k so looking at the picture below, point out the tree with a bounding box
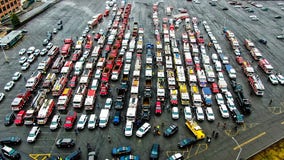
[10,13,21,28]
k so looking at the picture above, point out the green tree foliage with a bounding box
[10,13,21,28]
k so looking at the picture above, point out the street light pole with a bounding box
[232,137,242,160]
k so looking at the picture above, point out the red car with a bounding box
[100,82,109,96]
[64,111,77,130]
[69,75,78,88]
[236,56,244,65]
[72,53,80,62]
[104,10,110,17]
[105,44,111,52]
[94,33,101,41]
[195,63,201,71]
[155,101,162,115]
[14,110,26,126]
[211,83,220,94]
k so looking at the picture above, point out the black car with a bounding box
[56,138,75,148]
[57,20,62,25]
[65,149,81,160]
[114,99,124,110]
[0,136,21,145]
[4,112,15,126]
[150,143,160,160]
[163,124,178,137]
[259,39,267,45]
[57,24,63,30]
[47,32,53,41]
[178,138,196,148]
[222,7,228,10]
[1,145,21,160]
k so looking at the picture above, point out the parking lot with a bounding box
[0,0,284,159]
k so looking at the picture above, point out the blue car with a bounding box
[120,155,140,160]
[112,146,131,156]
[113,111,121,125]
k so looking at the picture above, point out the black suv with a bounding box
[163,124,178,137]
[150,143,160,160]
[4,112,15,126]
[56,138,75,148]
[65,149,81,160]
[231,109,244,124]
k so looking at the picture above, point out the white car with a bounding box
[234,49,241,56]
[40,48,48,56]
[27,54,36,63]
[217,72,225,80]
[136,122,151,138]
[4,81,15,91]
[196,107,204,121]
[12,72,21,81]
[215,93,225,105]
[124,121,133,137]
[104,98,112,109]
[249,15,259,21]
[34,49,40,56]
[46,43,53,50]
[276,34,284,39]
[168,153,183,160]
[227,100,237,112]
[53,28,58,34]
[50,114,61,131]
[171,107,179,120]
[19,48,26,55]
[19,56,27,64]
[269,74,279,85]
[184,106,192,120]
[21,62,30,71]
[276,74,284,84]
[88,114,97,129]
[27,46,35,55]
[194,57,200,64]
[219,104,230,118]
[94,69,102,79]
[77,114,88,130]
[82,51,90,59]
[0,92,5,102]
[27,126,41,143]
[224,91,234,102]
[205,107,215,121]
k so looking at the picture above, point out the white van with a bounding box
[99,109,110,128]
[215,61,222,72]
